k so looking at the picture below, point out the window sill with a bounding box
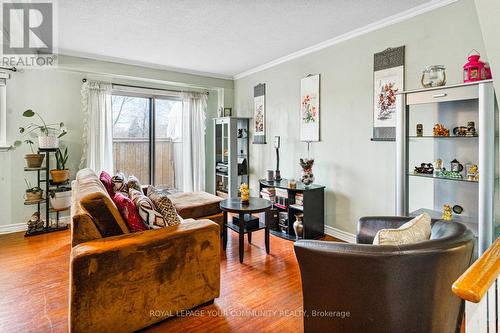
[0,145,11,152]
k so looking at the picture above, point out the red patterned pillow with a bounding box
[112,192,147,232]
[99,171,114,196]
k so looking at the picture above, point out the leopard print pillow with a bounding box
[146,186,181,226]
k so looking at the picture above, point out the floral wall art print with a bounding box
[372,46,405,141]
[300,74,320,141]
[253,83,266,144]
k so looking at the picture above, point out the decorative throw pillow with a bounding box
[129,188,166,228]
[112,172,128,194]
[99,171,114,196]
[127,175,142,192]
[373,213,432,245]
[146,185,181,226]
[112,192,148,232]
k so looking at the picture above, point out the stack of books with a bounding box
[274,188,289,209]
[260,187,276,203]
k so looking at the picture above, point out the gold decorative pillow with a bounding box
[373,213,431,245]
[146,186,181,226]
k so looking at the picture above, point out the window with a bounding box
[112,92,183,190]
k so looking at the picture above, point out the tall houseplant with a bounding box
[14,109,67,149]
[50,147,70,183]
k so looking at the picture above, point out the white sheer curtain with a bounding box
[181,92,207,192]
[79,80,114,174]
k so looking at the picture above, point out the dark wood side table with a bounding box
[220,197,272,263]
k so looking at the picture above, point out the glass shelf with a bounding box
[408,173,478,183]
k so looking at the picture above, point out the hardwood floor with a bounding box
[0,230,339,333]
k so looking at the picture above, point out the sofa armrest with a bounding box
[70,219,220,333]
[356,216,413,244]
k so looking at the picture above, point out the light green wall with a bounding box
[234,0,487,235]
[0,56,233,228]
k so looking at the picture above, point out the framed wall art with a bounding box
[372,46,405,141]
[300,74,320,142]
[253,83,266,144]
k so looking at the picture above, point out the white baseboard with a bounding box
[0,217,70,235]
[0,223,26,234]
[324,225,356,243]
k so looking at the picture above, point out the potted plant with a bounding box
[23,139,45,168]
[49,186,72,210]
[14,109,67,149]
[24,179,43,202]
[50,147,69,183]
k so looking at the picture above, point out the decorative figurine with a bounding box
[299,158,315,186]
[434,159,444,177]
[466,164,479,181]
[293,213,304,239]
[433,123,449,137]
[441,169,463,180]
[416,124,423,137]
[414,163,434,174]
[466,121,477,137]
[27,212,44,232]
[450,159,464,173]
[240,183,249,204]
[453,126,468,136]
[442,204,453,221]
[288,179,297,189]
[237,128,247,138]
[452,205,463,215]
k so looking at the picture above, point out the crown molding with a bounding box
[57,49,234,81]
[233,0,457,80]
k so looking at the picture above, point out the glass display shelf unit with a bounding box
[214,117,250,198]
[396,80,497,254]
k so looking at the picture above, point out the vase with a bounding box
[293,213,304,239]
[38,135,59,149]
[49,189,72,210]
[301,169,314,186]
[299,158,315,186]
[50,169,70,183]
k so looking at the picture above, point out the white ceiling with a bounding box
[58,0,448,79]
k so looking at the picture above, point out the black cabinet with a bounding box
[259,179,324,241]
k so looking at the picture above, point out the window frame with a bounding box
[111,89,182,186]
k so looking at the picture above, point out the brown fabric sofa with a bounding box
[69,169,221,333]
[294,217,475,333]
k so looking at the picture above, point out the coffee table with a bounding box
[220,197,272,263]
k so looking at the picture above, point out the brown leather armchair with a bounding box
[294,217,475,333]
